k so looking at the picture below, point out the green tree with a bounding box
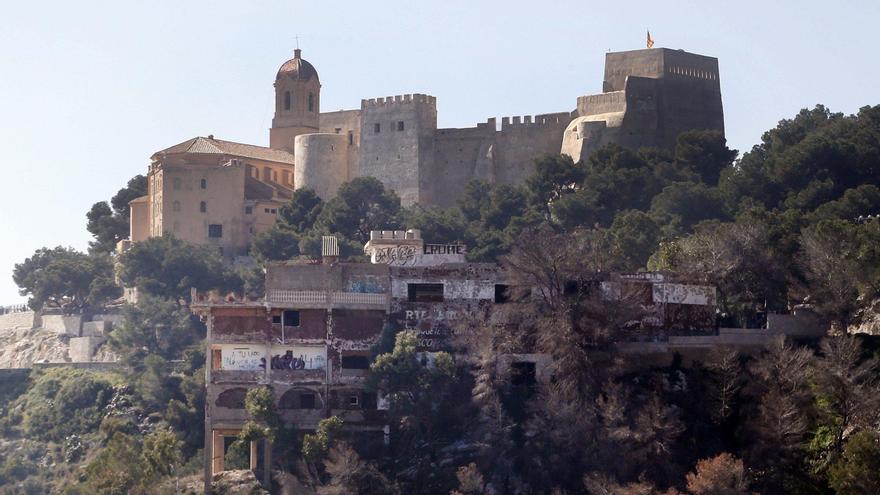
[607,210,661,271]
[398,204,466,245]
[109,294,202,364]
[828,430,880,495]
[526,154,586,220]
[81,432,142,495]
[303,416,344,464]
[315,177,402,245]
[250,225,300,263]
[13,247,120,313]
[278,188,324,232]
[86,174,147,253]
[141,430,182,481]
[650,182,729,235]
[674,130,737,186]
[116,233,241,302]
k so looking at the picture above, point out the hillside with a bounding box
[0,312,116,368]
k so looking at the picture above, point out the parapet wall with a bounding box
[499,112,571,130]
[361,93,436,109]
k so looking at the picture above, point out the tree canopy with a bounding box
[12,246,120,313]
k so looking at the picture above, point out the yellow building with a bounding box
[128,136,296,255]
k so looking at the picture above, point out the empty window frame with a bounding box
[200,201,207,213]
[494,284,511,303]
[308,93,314,112]
[340,355,370,370]
[407,283,444,302]
[397,121,405,131]
[282,310,300,327]
[200,178,207,189]
[374,123,381,133]
[510,361,537,387]
[208,224,223,238]
[284,91,291,110]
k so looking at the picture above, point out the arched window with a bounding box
[215,388,248,409]
[284,91,291,111]
[200,201,206,213]
[308,93,314,112]
[200,178,207,189]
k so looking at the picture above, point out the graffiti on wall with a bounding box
[347,279,384,294]
[403,308,462,349]
[221,347,264,371]
[371,244,467,267]
[270,347,326,370]
[373,245,418,266]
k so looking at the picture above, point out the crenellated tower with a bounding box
[270,49,321,153]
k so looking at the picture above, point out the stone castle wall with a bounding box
[357,94,437,205]
[297,48,724,206]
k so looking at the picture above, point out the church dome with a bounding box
[276,49,319,82]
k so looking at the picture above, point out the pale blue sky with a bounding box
[1,0,877,303]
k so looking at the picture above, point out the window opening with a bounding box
[407,283,444,302]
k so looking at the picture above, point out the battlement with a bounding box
[361,93,436,109]
[498,112,570,130]
[369,229,421,241]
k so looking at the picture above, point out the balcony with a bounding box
[211,370,265,384]
[267,290,387,310]
[270,368,326,384]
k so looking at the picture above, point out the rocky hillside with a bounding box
[0,311,116,368]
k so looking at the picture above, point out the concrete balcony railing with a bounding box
[267,290,387,309]
[268,290,327,305]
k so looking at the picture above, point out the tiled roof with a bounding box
[152,136,295,165]
[245,176,293,202]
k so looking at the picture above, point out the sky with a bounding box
[0,0,878,304]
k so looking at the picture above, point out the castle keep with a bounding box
[128,47,724,254]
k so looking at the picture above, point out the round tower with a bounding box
[269,48,321,152]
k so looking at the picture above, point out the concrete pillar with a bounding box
[263,439,272,486]
[211,431,225,475]
[249,440,258,471]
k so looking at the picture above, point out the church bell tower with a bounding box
[270,49,321,152]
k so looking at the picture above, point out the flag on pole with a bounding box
[647,30,655,49]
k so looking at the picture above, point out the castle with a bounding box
[126,47,724,255]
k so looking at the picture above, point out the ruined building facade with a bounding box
[125,47,724,254]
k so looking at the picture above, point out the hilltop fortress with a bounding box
[129,47,723,255]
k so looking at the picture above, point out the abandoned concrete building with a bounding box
[122,46,724,255]
[192,229,758,491]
